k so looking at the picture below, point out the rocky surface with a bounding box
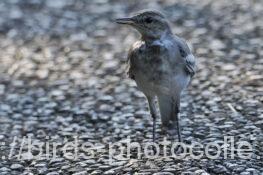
[0,0,262,174]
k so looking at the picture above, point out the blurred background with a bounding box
[0,0,262,174]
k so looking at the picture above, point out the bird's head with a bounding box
[116,10,172,40]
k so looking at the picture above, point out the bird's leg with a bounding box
[168,118,181,142]
[146,96,157,142]
[174,112,181,143]
[152,114,156,142]
[168,97,184,154]
[169,112,184,154]
[173,97,182,142]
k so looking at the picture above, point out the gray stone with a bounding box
[10,164,24,170]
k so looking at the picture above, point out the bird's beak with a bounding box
[115,17,134,25]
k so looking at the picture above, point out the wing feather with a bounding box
[127,48,135,80]
[185,54,196,77]
[175,36,196,77]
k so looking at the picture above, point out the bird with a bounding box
[116,10,196,142]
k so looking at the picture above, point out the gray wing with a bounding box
[174,36,196,77]
[126,47,137,80]
[126,41,145,80]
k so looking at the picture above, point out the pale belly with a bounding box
[134,71,157,96]
[133,66,190,96]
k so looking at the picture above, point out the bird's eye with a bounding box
[145,17,153,24]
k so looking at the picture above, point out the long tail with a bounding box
[157,94,180,126]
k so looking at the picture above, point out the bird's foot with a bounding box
[173,144,184,154]
[147,144,158,155]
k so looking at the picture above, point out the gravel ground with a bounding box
[0,0,262,174]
